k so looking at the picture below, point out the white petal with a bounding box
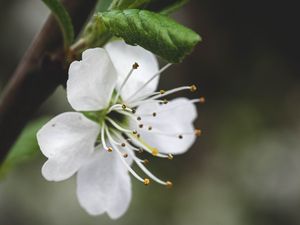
[77,150,131,219]
[133,98,197,154]
[105,40,159,100]
[67,48,118,111]
[37,112,100,181]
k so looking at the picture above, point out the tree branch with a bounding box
[0,0,97,162]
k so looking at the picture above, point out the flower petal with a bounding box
[105,40,159,101]
[37,112,100,181]
[133,98,197,154]
[67,48,118,111]
[77,150,131,219]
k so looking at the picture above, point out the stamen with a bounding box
[148,86,193,101]
[105,128,146,183]
[126,63,172,102]
[190,97,206,104]
[106,117,133,134]
[144,178,151,185]
[113,63,139,104]
[101,123,111,152]
[195,129,202,136]
[168,154,174,160]
[166,181,173,188]
[190,84,197,92]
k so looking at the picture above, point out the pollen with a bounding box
[190,85,197,92]
[166,181,173,188]
[199,96,205,104]
[122,104,127,110]
[152,148,159,156]
[163,99,168,104]
[144,178,150,185]
[138,148,144,153]
[132,62,139,69]
[132,130,138,135]
[143,159,149,164]
[195,129,202,136]
[160,89,165,94]
[107,147,113,152]
[168,154,174,160]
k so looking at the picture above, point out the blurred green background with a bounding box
[1,1,300,225]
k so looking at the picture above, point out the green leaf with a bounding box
[0,117,49,177]
[109,0,150,9]
[42,0,74,48]
[95,0,113,12]
[99,9,201,62]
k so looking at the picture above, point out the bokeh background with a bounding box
[1,1,300,225]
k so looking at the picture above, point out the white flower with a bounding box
[37,40,203,219]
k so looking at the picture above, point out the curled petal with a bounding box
[37,112,100,181]
[67,48,118,111]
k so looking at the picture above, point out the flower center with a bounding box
[83,62,205,188]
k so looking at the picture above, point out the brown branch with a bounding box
[0,0,97,162]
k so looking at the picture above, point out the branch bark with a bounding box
[0,0,97,162]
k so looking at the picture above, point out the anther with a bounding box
[122,104,127,110]
[137,134,140,138]
[121,143,126,147]
[148,126,152,131]
[139,124,144,128]
[132,62,139,69]
[137,116,141,121]
[166,181,173,188]
[132,130,138,135]
[152,112,157,117]
[138,148,144,153]
[190,85,197,92]
[132,109,136,114]
[195,129,202,136]
[123,153,128,158]
[152,148,158,156]
[143,159,149,164]
[178,135,183,139]
[144,178,150,185]
[163,99,168,104]
[160,89,165,94]
[168,154,174,160]
[107,147,113,152]
[199,96,205,104]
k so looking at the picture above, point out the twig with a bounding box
[0,0,97,162]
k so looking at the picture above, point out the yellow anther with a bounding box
[199,96,205,104]
[143,159,149,164]
[195,129,202,136]
[166,181,173,188]
[163,99,168,104]
[139,124,144,128]
[123,153,128,158]
[122,104,127,110]
[190,85,197,92]
[178,135,183,139]
[160,89,165,94]
[132,130,138,135]
[148,126,152,131]
[152,148,159,156]
[121,143,126,147]
[132,62,139,69]
[168,154,174,160]
[107,147,113,152]
[152,112,157,117]
[144,178,150,185]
